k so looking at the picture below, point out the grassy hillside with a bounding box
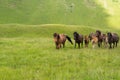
[0,0,120,79]
[0,0,120,28]
[0,24,120,80]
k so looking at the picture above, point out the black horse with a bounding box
[73,32,83,48]
[107,32,119,49]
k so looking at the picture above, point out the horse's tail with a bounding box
[66,35,73,44]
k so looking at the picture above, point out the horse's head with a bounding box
[53,33,60,40]
[107,32,112,38]
[96,30,101,37]
[73,32,79,40]
[89,32,96,40]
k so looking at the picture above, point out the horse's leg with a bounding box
[104,41,107,48]
[84,41,86,47]
[98,41,100,47]
[74,41,76,48]
[55,43,58,49]
[99,42,101,47]
[104,41,106,48]
[106,42,108,48]
[101,41,102,47]
[109,43,112,49]
[92,43,95,49]
[113,42,115,48]
[87,42,89,47]
[104,41,106,47]
[81,42,83,48]
[63,42,65,48]
[116,42,117,47]
[58,44,61,49]
[78,43,80,48]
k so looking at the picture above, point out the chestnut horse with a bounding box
[73,32,83,48]
[91,35,98,48]
[53,33,73,49]
[89,32,96,41]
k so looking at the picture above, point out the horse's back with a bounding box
[112,33,119,42]
[59,34,66,42]
[79,34,84,41]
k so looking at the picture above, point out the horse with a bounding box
[53,33,73,49]
[107,32,119,49]
[102,34,108,48]
[91,35,98,48]
[84,35,89,47]
[89,32,96,41]
[96,30,103,47]
[73,32,83,48]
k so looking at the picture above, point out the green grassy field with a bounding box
[0,0,120,79]
[0,0,120,28]
[0,24,120,80]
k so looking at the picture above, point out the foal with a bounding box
[53,33,73,49]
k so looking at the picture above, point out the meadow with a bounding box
[0,24,120,80]
[0,0,120,29]
[0,0,120,79]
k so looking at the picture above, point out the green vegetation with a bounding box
[0,0,120,28]
[0,24,120,80]
[0,0,120,79]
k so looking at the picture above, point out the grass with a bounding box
[0,0,120,79]
[1,0,119,28]
[0,24,120,80]
[96,0,120,29]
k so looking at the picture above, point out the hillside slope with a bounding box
[0,24,120,80]
[0,0,120,28]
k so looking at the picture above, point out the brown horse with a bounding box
[91,35,98,48]
[84,35,89,47]
[53,33,73,49]
[102,34,108,48]
[89,32,96,41]
[73,32,83,48]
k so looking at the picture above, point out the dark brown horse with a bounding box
[107,32,119,49]
[73,32,83,48]
[53,33,73,49]
[96,30,103,47]
[84,35,89,47]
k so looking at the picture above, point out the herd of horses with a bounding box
[53,30,119,49]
